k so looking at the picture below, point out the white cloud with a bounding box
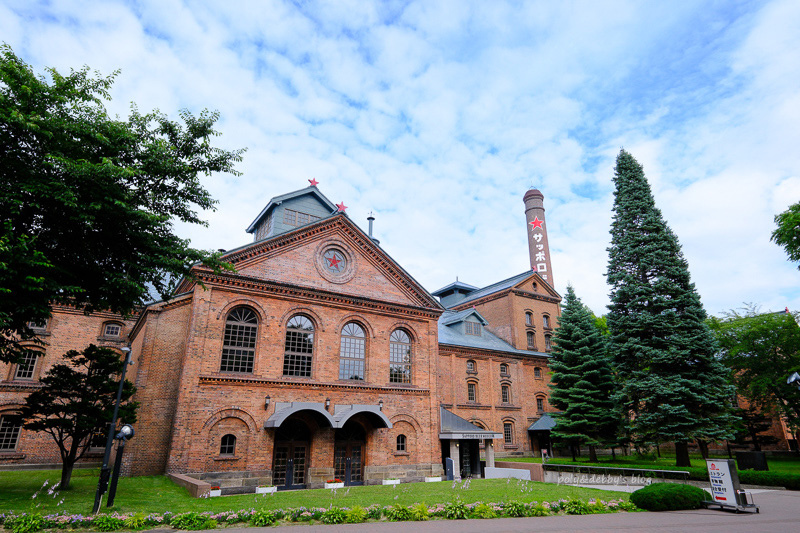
[4,0,800,317]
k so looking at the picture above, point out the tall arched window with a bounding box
[543,315,551,329]
[503,422,514,445]
[283,315,314,377]
[0,414,22,451]
[220,434,236,456]
[396,434,406,452]
[339,322,366,380]
[544,334,552,351]
[525,312,532,326]
[534,367,542,379]
[389,329,412,384]
[14,350,40,380]
[501,384,511,404]
[220,307,258,373]
[467,382,477,402]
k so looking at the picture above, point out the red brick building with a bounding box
[1,185,562,489]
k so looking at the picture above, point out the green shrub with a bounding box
[529,503,549,516]
[9,514,45,533]
[630,483,707,512]
[366,505,383,520]
[345,506,367,524]
[385,505,412,521]
[170,512,218,530]
[122,513,147,530]
[251,509,277,527]
[410,503,429,521]
[503,501,526,517]
[92,515,124,532]
[738,470,800,490]
[320,508,347,525]
[471,503,497,519]
[563,499,593,515]
[443,500,468,520]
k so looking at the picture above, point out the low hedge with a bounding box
[630,483,707,512]
[738,470,800,491]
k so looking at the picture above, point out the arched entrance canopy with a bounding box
[263,402,391,429]
[264,402,336,429]
[333,404,392,429]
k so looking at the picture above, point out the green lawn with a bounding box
[500,453,800,474]
[0,469,629,516]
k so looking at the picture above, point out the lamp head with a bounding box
[116,424,135,440]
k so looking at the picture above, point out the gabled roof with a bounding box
[245,186,338,234]
[440,308,488,326]
[440,407,502,439]
[453,269,559,307]
[438,310,550,357]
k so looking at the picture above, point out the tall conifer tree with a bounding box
[549,285,618,462]
[606,150,734,467]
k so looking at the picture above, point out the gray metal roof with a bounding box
[440,308,488,326]
[440,407,502,439]
[528,413,556,431]
[453,270,536,307]
[438,310,550,358]
[246,186,338,234]
[431,280,479,296]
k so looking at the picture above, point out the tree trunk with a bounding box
[571,444,577,462]
[611,447,616,460]
[675,441,691,467]
[726,440,732,459]
[697,439,709,459]
[589,445,598,463]
[61,459,75,489]
[656,444,661,457]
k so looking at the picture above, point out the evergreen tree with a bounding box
[549,285,618,462]
[606,149,735,467]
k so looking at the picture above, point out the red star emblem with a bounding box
[327,253,342,269]
[336,201,347,212]
[529,216,544,229]
[308,178,319,187]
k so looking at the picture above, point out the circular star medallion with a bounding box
[315,241,357,284]
[323,249,346,273]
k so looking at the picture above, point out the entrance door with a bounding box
[334,420,366,486]
[273,419,311,490]
[459,442,472,478]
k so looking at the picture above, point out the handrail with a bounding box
[543,463,690,476]
[542,463,691,485]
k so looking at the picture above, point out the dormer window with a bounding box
[465,322,481,336]
[103,323,121,337]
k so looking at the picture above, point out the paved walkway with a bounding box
[216,489,797,533]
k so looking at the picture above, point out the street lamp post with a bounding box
[106,424,135,507]
[92,346,133,513]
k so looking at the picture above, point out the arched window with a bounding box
[534,367,542,379]
[284,315,314,377]
[525,312,532,326]
[103,322,121,337]
[499,363,509,375]
[14,350,40,380]
[536,397,545,412]
[501,384,511,404]
[0,414,22,451]
[396,434,406,452]
[544,334,552,351]
[339,322,366,380]
[220,307,258,373]
[220,434,236,456]
[543,315,551,329]
[389,329,412,384]
[527,331,535,350]
[466,360,476,372]
[467,382,477,402]
[503,422,514,445]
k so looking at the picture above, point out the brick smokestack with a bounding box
[523,188,554,287]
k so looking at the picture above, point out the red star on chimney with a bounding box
[529,216,544,229]
[308,178,319,187]
[336,202,347,213]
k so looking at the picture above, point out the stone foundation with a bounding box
[363,462,444,485]
[184,470,273,496]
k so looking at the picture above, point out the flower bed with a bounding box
[0,499,640,531]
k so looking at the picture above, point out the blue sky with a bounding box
[3,0,799,316]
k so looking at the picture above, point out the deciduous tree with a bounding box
[772,202,800,269]
[0,45,243,363]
